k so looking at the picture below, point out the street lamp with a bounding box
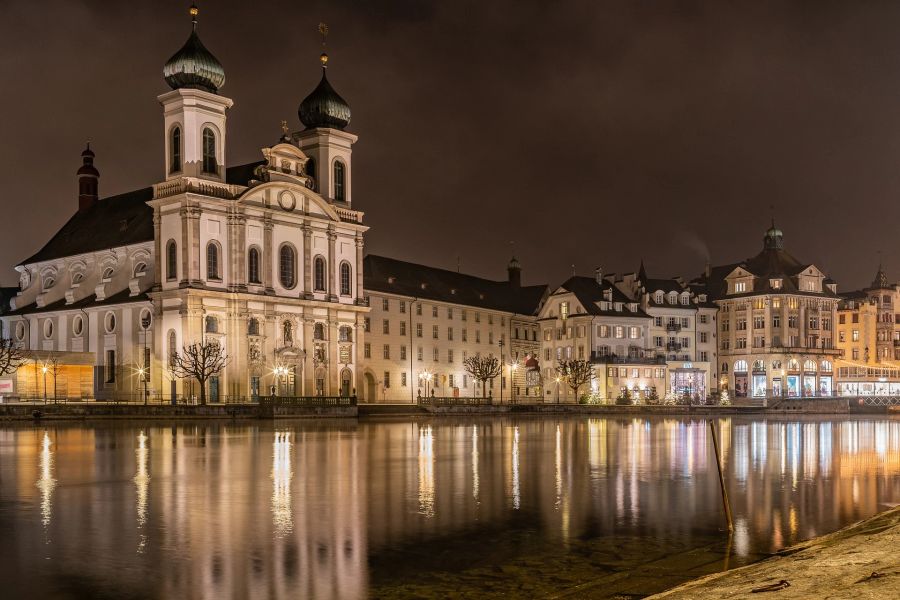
[419,370,433,398]
[498,339,505,404]
[555,376,561,404]
[138,367,148,405]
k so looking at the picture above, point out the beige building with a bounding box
[361,255,548,403]
[693,224,841,399]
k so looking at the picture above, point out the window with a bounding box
[206,243,220,280]
[770,279,782,289]
[629,326,639,339]
[432,325,439,339]
[101,268,114,281]
[339,326,352,342]
[699,314,708,324]
[383,345,390,359]
[248,318,259,335]
[433,347,439,361]
[333,161,346,201]
[279,245,296,288]
[852,330,860,342]
[166,240,177,280]
[614,326,624,338]
[773,314,781,328]
[133,262,147,278]
[788,315,798,328]
[202,127,216,174]
[416,304,422,316]
[248,247,261,284]
[654,336,664,347]
[447,327,453,341]
[314,323,325,340]
[168,330,177,366]
[416,324,423,338]
[560,301,569,320]
[205,316,218,333]
[105,350,116,383]
[753,316,764,329]
[400,301,406,314]
[432,306,438,318]
[400,345,407,360]
[401,372,407,387]
[364,317,371,332]
[305,157,317,189]
[462,328,467,342]
[170,126,182,173]
[734,282,747,293]
[417,346,423,361]
[73,315,83,336]
[383,319,390,334]
[383,371,390,389]
[383,298,390,311]
[700,332,708,343]
[447,307,453,319]
[364,343,371,358]
[400,321,407,336]
[43,319,53,339]
[105,312,117,333]
[340,263,351,296]
[314,256,326,291]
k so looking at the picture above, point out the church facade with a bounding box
[0,8,368,402]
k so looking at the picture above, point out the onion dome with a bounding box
[77,143,99,178]
[763,219,784,250]
[163,5,225,94]
[298,53,351,130]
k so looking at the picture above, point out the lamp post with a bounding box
[419,370,433,398]
[138,367,147,405]
[41,365,48,404]
[555,376,561,404]
[510,362,518,405]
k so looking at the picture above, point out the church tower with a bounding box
[294,25,357,205]
[158,4,232,182]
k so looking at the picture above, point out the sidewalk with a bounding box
[651,505,900,599]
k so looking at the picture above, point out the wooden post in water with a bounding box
[708,419,734,532]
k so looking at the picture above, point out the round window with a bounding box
[73,315,83,336]
[43,320,53,339]
[105,312,117,333]
[15,322,25,341]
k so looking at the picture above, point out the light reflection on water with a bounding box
[0,416,899,599]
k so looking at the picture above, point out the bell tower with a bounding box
[158,4,232,182]
[294,24,357,205]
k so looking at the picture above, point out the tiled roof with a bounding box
[556,276,649,318]
[363,255,548,315]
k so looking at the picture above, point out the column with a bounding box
[263,214,274,294]
[328,314,339,393]
[228,209,247,292]
[187,206,202,285]
[302,316,314,395]
[179,207,190,286]
[302,223,313,299]
[327,227,337,302]
[152,210,162,291]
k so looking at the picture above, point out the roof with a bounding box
[21,187,155,266]
[363,255,548,315]
[20,162,266,267]
[555,276,648,318]
[6,289,150,317]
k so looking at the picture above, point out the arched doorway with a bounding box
[364,372,376,403]
[340,368,352,397]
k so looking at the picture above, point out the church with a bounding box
[0,7,367,402]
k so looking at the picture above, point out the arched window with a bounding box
[72,272,84,284]
[803,359,817,372]
[314,322,325,340]
[333,160,346,202]
[314,256,326,291]
[248,318,259,336]
[752,360,765,372]
[788,359,800,372]
[248,247,261,284]
[133,262,147,278]
[171,126,182,173]
[168,330,177,366]
[101,267,114,281]
[279,245,296,288]
[734,360,748,373]
[340,262,352,296]
[206,242,220,280]
[772,360,782,370]
[166,240,177,281]
[821,360,833,373]
[205,316,218,333]
[283,320,293,344]
[202,127,217,174]
[43,277,55,290]
[306,157,316,190]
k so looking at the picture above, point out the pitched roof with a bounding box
[363,255,548,315]
[555,275,648,318]
[20,187,155,266]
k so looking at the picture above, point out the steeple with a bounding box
[298,23,351,130]
[871,259,889,289]
[638,259,648,282]
[77,143,99,212]
[507,256,521,288]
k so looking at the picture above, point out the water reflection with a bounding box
[271,430,293,535]
[0,417,898,599]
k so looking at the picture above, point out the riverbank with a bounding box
[650,505,900,599]
[0,401,357,420]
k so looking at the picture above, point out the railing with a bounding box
[666,342,682,351]
[153,177,244,200]
[259,395,357,407]
[591,352,667,365]
[665,323,682,333]
[335,206,364,224]
[417,396,494,407]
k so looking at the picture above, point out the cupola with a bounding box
[298,52,351,130]
[508,256,522,287]
[163,5,226,94]
[763,220,784,250]
[77,143,99,212]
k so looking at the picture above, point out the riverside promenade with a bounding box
[651,505,900,599]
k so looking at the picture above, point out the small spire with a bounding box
[319,22,329,68]
[638,258,647,282]
[190,3,199,30]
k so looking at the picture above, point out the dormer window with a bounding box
[101,268,114,282]
[734,282,747,293]
[805,280,817,292]
[770,279,782,289]
[655,292,663,303]
[560,301,569,320]
[72,272,84,284]
[43,277,55,290]
[681,294,690,306]
[133,262,147,278]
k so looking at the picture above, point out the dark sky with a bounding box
[1,0,898,291]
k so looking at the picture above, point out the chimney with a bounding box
[77,143,99,211]
[704,260,711,279]
[594,267,602,285]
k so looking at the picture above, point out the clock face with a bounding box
[19,271,30,290]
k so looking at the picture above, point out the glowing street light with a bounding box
[419,370,433,398]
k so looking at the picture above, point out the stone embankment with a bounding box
[651,506,900,599]
[0,402,357,420]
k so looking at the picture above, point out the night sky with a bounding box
[1,0,898,291]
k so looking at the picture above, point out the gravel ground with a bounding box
[650,505,900,599]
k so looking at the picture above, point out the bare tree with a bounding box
[170,341,228,405]
[0,338,28,377]
[556,359,595,403]
[463,354,501,398]
[45,355,61,403]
